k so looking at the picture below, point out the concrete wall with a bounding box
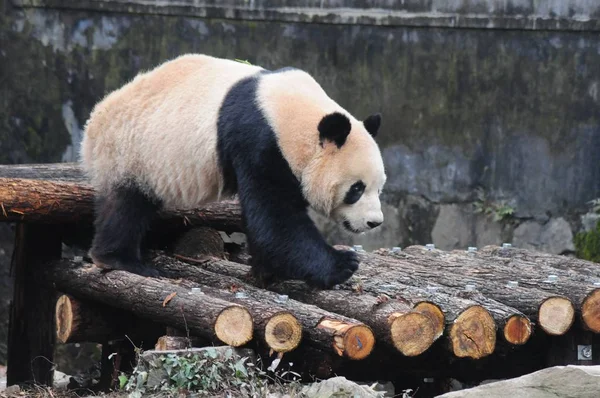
[1,0,600,362]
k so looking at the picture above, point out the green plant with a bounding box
[574,220,600,263]
[120,347,302,397]
[234,58,252,65]
[473,187,515,223]
[587,198,600,214]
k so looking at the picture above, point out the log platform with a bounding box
[2,163,600,389]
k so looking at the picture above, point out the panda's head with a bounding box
[303,112,386,234]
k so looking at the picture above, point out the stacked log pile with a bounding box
[2,163,600,378]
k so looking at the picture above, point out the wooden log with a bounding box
[172,227,226,259]
[154,327,202,351]
[7,223,61,387]
[55,294,164,344]
[0,162,85,181]
[478,244,600,279]
[0,177,243,232]
[162,253,509,358]
[225,246,531,353]
[396,245,594,334]
[56,294,112,344]
[170,278,303,354]
[43,260,254,347]
[476,245,600,333]
[155,336,190,351]
[225,244,530,347]
[372,246,574,336]
[354,266,530,349]
[151,254,374,359]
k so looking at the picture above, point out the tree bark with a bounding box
[475,245,600,333]
[0,162,85,182]
[478,244,600,279]
[161,253,514,358]
[218,244,535,349]
[150,254,375,360]
[218,245,531,346]
[370,246,575,336]
[55,294,164,344]
[43,260,254,347]
[170,278,303,354]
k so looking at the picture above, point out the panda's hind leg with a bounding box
[89,182,162,277]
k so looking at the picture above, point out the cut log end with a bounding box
[155,336,191,351]
[581,288,600,333]
[449,306,496,359]
[55,295,74,344]
[389,312,436,357]
[214,306,253,346]
[264,312,303,353]
[317,319,375,360]
[413,301,445,340]
[503,315,532,345]
[538,297,575,336]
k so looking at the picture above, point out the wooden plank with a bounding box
[7,223,62,386]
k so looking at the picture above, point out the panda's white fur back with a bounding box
[80,54,263,209]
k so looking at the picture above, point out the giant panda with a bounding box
[80,53,386,289]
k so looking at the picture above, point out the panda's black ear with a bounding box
[318,112,352,148]
[363,113,382,138]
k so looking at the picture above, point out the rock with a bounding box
[0,365,6,392]
[220,231,247,246]
[4,384,20,395]
[581,212,600,232]
[447,378,463,391]
[431,204,473,250]
[437,365,600,398]
[367,381,395,397]
[513,218,575,254]
[382,144,474,204]
[301,376,386,397]
[431,204,507,251]
[53,370,73,390]
[475,216,507,248]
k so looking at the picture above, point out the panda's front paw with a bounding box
[333,249,360,274]
[309,249,359,289]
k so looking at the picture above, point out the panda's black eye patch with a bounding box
[344,181,365,205]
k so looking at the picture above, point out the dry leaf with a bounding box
[163,292,177,307]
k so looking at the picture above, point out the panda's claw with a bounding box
[334,249,360,272]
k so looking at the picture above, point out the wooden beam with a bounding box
[0,177,243,232]
[7,223,62,386]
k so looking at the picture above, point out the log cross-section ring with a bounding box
[449,305,496,359]
[316,318,375,360]
[503,315,532,345]
[538,297,576,336]
[214,306,254,347]
[581,288,600,333]
[264,312,303,353]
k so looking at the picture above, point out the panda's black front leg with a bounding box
[238,185,359,289]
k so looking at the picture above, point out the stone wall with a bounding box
[1,0,600,363]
